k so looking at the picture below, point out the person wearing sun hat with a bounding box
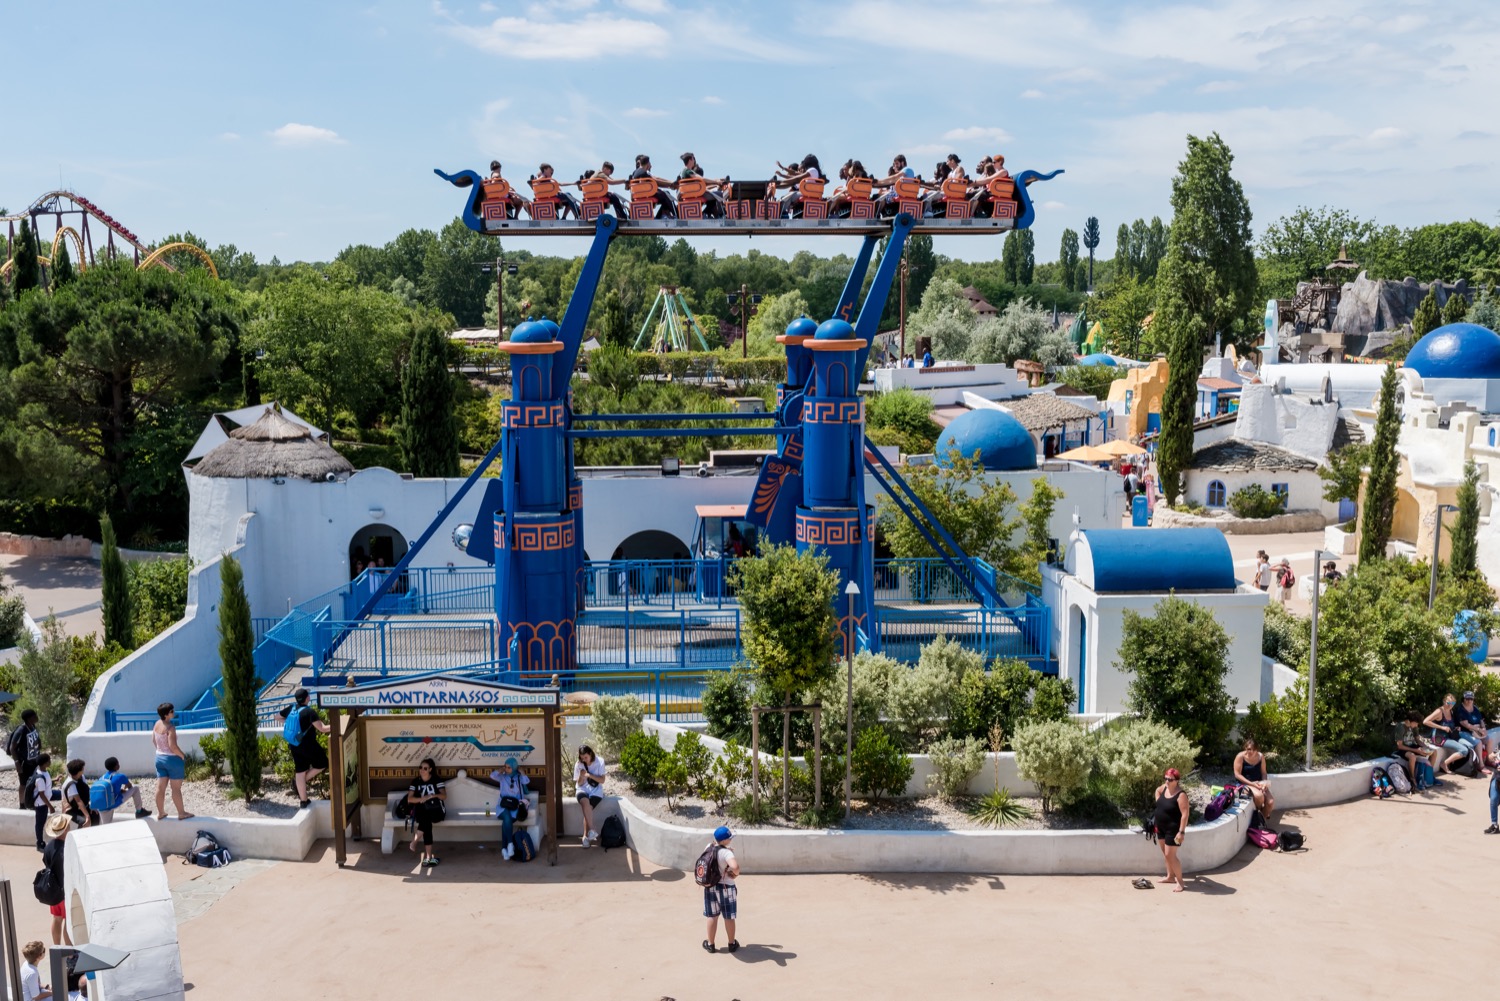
[702,825,740,954]
[43,812,73,945]
[1152,768,1190,893]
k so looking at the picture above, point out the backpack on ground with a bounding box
[1277,830,1305,852]
[693,843,722,887]
[599,814,626,850]
[509,829,535,862]
[184,830,232,868]
[1203,789,1234,822]
[282,707,305,746]
[1247,827,1279,850]
[1386,760,1412,794]
[1415,760,1436,789]
[1453,745,1483,778]
[1370,766,1393,798]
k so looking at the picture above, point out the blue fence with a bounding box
[499,666,721,723]
[873,601,1051,668]
[576,608,741,669]
[311,617,498,679]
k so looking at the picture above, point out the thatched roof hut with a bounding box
[190,406,354,481]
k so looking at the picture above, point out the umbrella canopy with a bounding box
[1099,439,1148,456]
[1056,444,1114,462]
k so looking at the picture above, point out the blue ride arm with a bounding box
[552,214,619,398]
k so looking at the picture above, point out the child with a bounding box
[20,939,51,1001]
[90,757,150,823]
[61,760,95,828]
[26,753,54,851]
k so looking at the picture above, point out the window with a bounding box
[1207,480,1227,507]
[1271,483,1289,508]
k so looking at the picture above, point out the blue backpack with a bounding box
[282,706,305,746]
[510,829,535,862]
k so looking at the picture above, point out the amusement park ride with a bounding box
[1,190,219,278]
[330,154,1064,677]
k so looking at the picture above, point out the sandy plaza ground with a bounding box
[0,770,1492,1001]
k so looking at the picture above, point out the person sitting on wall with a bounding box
[1396,712,1442,785]
[1456,691,1491,776]
[1424,695,1471,775]
[629,155,678,218]
[677,152,728,218]
[485,161,530,218]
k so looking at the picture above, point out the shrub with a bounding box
[948,659,1035,744]
[926,735,986,801]
[1228,484,1286,519]
[1262,604,1310,666]
[888,635,980,748]
[589,695,645,760]
[1240,692,1307,761]
[851,727,913,800]
[1117,595,1237,761]
[1029,675,1076,723]
[126,556,193,646]
[1013,719,1092,815]
[670,730,714,793]
[0,569,25,649]
[197,731,228,779]
[866,387,940,444]
[728,792,776,824]
[15,617,74,754]
[619,730,668,790]
[968,788,1033,827]
[715,739,751,797]
[702,670,752,742]
[656,755,689,812]
[812,650,901,743]
[1095,720,1198,814]
[66,634,129,701]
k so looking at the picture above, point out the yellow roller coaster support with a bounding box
[137,242,219,278]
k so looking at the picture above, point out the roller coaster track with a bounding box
[2,189,218,279]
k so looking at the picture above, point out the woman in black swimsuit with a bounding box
[1153,768,1191,892]
[1233,738,1275,818]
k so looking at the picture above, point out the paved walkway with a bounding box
[0,554,103,639]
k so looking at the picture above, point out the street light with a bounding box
[1304,548,1339,772]
[1428,503,1459,609]
[726,286,764,359]
[478,258,519,338]
[843,579,860,819]
[51,943,131,1001]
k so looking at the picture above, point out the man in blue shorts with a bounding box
[702,825,740,954]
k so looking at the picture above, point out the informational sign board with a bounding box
[318,674,560,711]
[363,714,546,799]
[341,721,361,813]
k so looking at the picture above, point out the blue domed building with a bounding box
[1401,322,1500,412]
[933,409,1037,470]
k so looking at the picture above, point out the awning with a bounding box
[694,504,748,519]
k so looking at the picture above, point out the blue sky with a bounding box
[5,0,1498,266]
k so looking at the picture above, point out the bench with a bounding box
[380,769,542,854]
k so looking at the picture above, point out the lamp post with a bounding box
[1428,503,1459,609]
[844,579,860,819]
[478,258,519,338]
[726,286,763,359]
[897,255,920,364]
[50,943,131,1001]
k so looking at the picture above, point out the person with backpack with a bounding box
[151,703,193,821]
[1152,768,1190,892]
[41,813,72,945]
[1274,558,1295,607]
[60,760,96,828]
[10,708,42,806]
[26,753,54,851]
[699,825,740,953]
[1232,738,1275,820]
[279,688,331,809]
[91,756,150,823]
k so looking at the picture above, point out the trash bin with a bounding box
[1131,494,1150,527]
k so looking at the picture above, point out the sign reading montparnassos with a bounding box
[317,674,561,709]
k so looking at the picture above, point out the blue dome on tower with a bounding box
[815,318,855,340]
[933,409,1037,471]
[510,317,552,344]
[784,316,818,339]
[1405,323,1500,380]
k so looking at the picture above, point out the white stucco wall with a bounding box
[1261,363,1388,410]
[1183,468,1335,520]
[1232,383,1339,462]
[872,363,1030,404]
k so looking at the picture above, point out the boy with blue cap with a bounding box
[702,825,740,954]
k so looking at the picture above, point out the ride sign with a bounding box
[317,674,561,710]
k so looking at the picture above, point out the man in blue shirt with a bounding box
[91,756,151,823]
[922,349,934,368]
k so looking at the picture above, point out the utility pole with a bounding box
[898,256,913,364]
[479,257,519,337]
[727,285,763,358]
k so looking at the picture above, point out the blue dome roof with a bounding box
[510,318,552,343]
[934,409,1037,471]
[1076,353,1117,367]
[1078,528,1236,593]
[784,316,818,339]
[1406,323,1500,380]
[815,318,854,340]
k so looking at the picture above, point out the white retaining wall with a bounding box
[2,800,336,862]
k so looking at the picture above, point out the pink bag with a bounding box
[1247,827,1279,850]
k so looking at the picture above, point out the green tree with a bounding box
[1319,443,1370,523]
[50,240,75,290]
[1016,478,1064,585]
[217,554,261,800]
[587,344,640,400]
[878,450,1021,570]
[15,616,73,754]
[127,556,192,644]
[1082,217,1100,290]
[1441,290,1469,327]
[0,567,26,649]
[866,387,940,445]
[1093,274,1156,357]
[100,515,133,650]
[967,299,1073,367]
[902,233,937,310]
[1359,363,1402,564]
[398,311,460,477]
[908,278,973,360]
[1117,594,1236,760]
[1468,289,1500,331]
[1411,286,1441,338]
[1115,222,1132,278]
[10,219,41,295]
[419,218,494,327]
[1157,318,1201,505]
[1059,229,1080,292]
[1450,459,1480,576]
[598,289,630,347]
[743,291,810,356]
[1142,217,1168,279]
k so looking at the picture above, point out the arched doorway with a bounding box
[349,523,409,577]
[612,529,690,561]
[1068,605,1088,714]
[1391,489,1421,548]
[609,530,691,599]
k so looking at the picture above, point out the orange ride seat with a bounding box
[676,175,708,220]
[846,176,875,219]
[628,177,660,219]
[578,176,611,220]
[482,178,513,220]
[528,177,560,220]
[798,176,828,219]
[987,173,1017,219]
[942,176,972,219]
[892,176,923,217]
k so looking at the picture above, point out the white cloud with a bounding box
[1196,80,1241,94]
[471,95,599,167]
[444,12,668,59]
[1021,89,1044,99]
[1042,201,1066,210]
[943,126,1012,144]
[702,95,725,105]
[618,0,668,12]
[218,131,241,141]
[623,106,668,118]
[269,123,345,146]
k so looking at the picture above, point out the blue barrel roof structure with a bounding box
[1074,528,1237,593]
[1404,323,1500,380]
[934,409,1038,471]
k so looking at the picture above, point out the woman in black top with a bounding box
[1232,738,1275,819]
[406,758,447,868]
[1152,768,1191,892]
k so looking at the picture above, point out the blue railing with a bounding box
[499,666,723,723]
[874,604,1051,668]
[310,616,498,679]
[575,608,741,669]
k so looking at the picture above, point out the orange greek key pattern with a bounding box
[796,512,864,546]
[495,520,505,551]
[513,520,575,552]
[568,484,583,510]
[805,400,863,424]
[503,402,565,428]
[783,433,804,462]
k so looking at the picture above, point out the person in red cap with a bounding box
[1153,768,1190,891]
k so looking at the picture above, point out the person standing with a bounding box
[27,753,54,851]
[702,825,740,953]
[1152,768,1190,892]
[151,704,193,821]
[10,708,42,806]
[1274,558,1295,608]
[1253,551,1271,592]
[42,813,71,945]
[279,688,331,809]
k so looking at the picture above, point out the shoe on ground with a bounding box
[135,808,152,819]
[35,842,44,852]
[727,940,740,953]
[423,857,441,867]
[502,845,513,860]
[299,800,310,809]
[702,940,716,954]
[1485,823,1499,835]
[581,834,591,848]
[588,829,599,843]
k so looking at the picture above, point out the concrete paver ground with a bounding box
[0,774,1489,1001]
[0,554,103,639]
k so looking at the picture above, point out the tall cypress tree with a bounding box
[100,515,133,649]
[1116,223,1132,278]
[217,554,261,800]
[1059,229,1079,292]
[398,312,460,477]
[11,219,40,295]
[1441,290,1469,327]
[1359,362,1402,564]
[1412,286,1441,338]
[1157,316,1202,504]
[1449,459,1480,576]
[50,239,75,290]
